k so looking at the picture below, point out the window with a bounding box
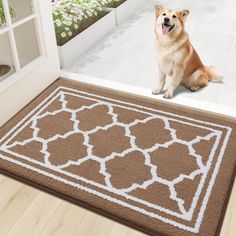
[0,0,42,83]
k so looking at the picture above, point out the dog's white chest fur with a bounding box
[158,58,174,76]
[155,31,190,76]
[155,41,185,76]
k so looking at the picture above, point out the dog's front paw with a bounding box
[163,90,174,99]
[152,87,163,95]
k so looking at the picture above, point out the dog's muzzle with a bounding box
[161,22,175,35]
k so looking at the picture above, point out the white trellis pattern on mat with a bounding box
[0,86,232,233]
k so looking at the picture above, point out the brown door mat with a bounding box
[0,78,235,236]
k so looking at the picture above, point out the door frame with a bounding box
[0,0,60,126]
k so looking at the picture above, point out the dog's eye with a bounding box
[173,15,177,18]
[163,13,166,16]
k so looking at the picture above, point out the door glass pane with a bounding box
[14,19,40,67]
[8,0,34,23]
[0,32,15,82]
[0,0,7,29]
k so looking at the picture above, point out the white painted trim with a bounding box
[33,0,47,58]
[61,71,236,119]
[0,26,9,36]
[12,14,37,28]
[112,0,147,25]
[0,56,44,94]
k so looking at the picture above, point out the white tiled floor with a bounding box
[66,0,236,110]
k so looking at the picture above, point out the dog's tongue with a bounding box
[162,25,170,35]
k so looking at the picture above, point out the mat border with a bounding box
[0,85,232,233]
[0,88,222,221]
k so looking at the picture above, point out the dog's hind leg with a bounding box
[184,69,208,92]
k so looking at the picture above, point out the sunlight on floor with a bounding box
[66,0,236,109]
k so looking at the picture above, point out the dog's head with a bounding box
[155,5,189,37]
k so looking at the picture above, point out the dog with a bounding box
[152,5,223,98]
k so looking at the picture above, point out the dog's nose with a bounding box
[164,17,170,22]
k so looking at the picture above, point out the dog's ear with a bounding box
[178,9,190,22]
[155,5,164,18]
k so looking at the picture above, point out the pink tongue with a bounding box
[162,25,170,35]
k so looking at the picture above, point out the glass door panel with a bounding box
[0,0,7,29]
[8,0,34,23]
[14,19,40,67]
[0,32,15,82]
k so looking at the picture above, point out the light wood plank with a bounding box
[0,180,38,235]
[0,174,235,236]
[125,228,146,236]
[108,223,128,236]
[7,192,61,236]
[220,180,236,236]
[87,216,114,236]
[0,175,6,183]
[40,202,87,236]
[73,211,99,236]
[0,177,23,212]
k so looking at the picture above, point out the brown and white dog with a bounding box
[152,5,223,98]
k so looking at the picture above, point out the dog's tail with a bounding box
[205,66,223,82]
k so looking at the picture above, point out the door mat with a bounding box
[0,79,235,236]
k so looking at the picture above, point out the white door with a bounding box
[0,0,60,126]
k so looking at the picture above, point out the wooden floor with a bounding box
[0,174,235,236]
